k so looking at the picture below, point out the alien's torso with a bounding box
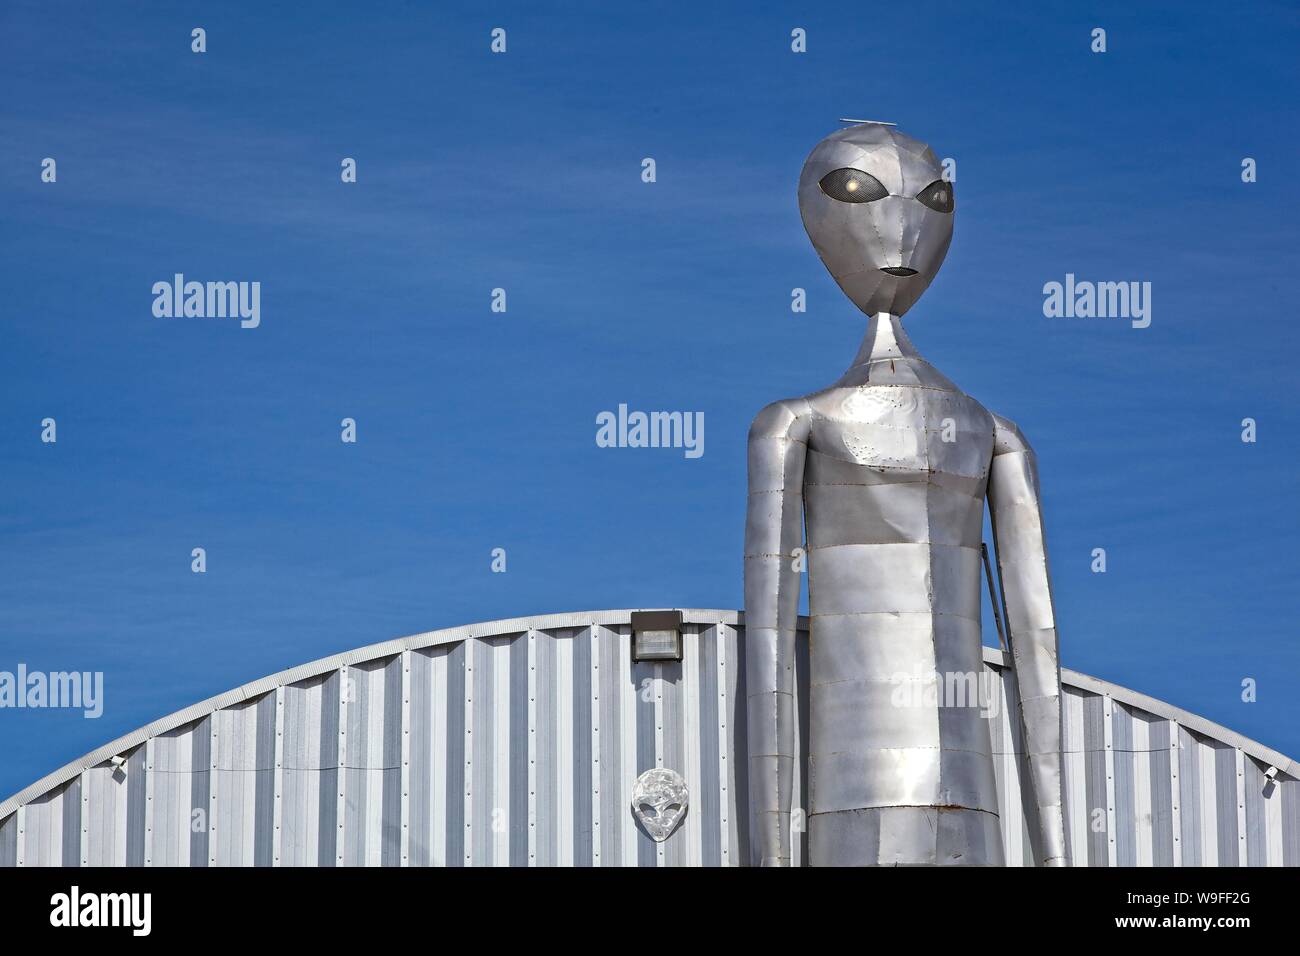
[791,316,1007,864]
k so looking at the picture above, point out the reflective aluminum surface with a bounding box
[746,124,1066,866]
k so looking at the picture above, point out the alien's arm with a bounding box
[987,415,1068,867]
[744,400,808,867]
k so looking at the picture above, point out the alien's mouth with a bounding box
[880,267,918,277]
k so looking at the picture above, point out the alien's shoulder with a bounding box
[990,411,1034,456]
[749,396,813,441]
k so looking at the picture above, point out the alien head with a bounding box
[631,767,689,842]
[798,124,954,317]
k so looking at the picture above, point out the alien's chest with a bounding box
[802,385,993,550]
[807,385,992,477]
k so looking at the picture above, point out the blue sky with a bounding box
[1,0,1297,800]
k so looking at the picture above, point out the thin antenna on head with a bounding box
[838,118,897,126]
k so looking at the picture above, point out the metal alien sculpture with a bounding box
[631,768,690,843]
[744,123,1067,866]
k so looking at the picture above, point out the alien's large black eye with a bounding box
[818,167,889,203]
[916,180,954,213]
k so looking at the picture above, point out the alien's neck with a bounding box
[844,312,924,373]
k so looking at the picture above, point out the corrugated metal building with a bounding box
[2,609,1296,866]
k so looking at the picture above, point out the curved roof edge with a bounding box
[3,607,1296,819]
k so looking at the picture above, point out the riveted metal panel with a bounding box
[571,628,593,866]
[0,812,14,866]
[698,624,722,866]
[188,717,211,867]
[1244,755,1268,867]
[280,673,329,867]
[1082,693,1108,866]
[595,624,626,866]
[492,633,519,867]
[532,631,560,866]
[340,655,401,867]
[444,639,466,866]
[211,697,263,866]
[1112,703,1135,867]
[680,624,704,867]
[325,668,343,867]
[407,649,433,866]
[271,687,285,866]
[17,781,66,867]
[1061,686,1088,866]
[382,654,403,867]
[1215,742,1240,865]
[253,691,276,867]
[716,622,737,865]
[61,775,81,867]
[126,745,146,866]
[614,626,638,867]
[467,637,491,867]
[1283,774,1300,867]
[149,723,194,866]
[659,647,687,868]
[468,634,513,867]
[509,632,529,866]
[730,622,753,866]
[1148,718,1175,866]
[631,651,657,866]
[408,643,453,866]
[83,761,128,866]
[1179,725,1204,865]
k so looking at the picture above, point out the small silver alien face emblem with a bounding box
[631,768,689,842]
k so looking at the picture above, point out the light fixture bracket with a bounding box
[630,609,684,662]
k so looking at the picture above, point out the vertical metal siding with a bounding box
[510,633,529,866]
[468,636,492,867]
[254,691,276,867]
[126,744,146,866]
[443,638,466,865]
[341,655,400,867]
[659,645,685,867]
[280,674,324,866]
[1147,717,1175,866]
[1244,756,1267,867]
[1081,693,1107,865]
[1283,774,1300,866]
[19,783,64,867]
[632,652,656,867]
[407,643,452,866]
[1179,724,1203,864]
[211,698,262,866]
[570,628,592,866]
[3,611,1297,867]
[1215,742,1240,865]
[730,622,753,865]
[1061,687,1087,866]
[531,632,559,866]
[698,624,722,866]
[83,760,127,865]
[150,726,188,865]
[0,808,15,866]
[189,715,210,866]
[1112,703,1135,866]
